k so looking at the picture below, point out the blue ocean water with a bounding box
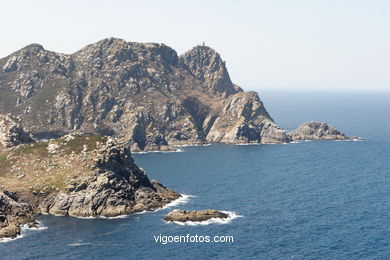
[1,91,389,260]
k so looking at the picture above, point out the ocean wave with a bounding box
[160,194,195,210]
[164,211,243,226]
[173,143,211,147]
[132,148,184,154]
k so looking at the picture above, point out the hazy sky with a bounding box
[1,0,389,91]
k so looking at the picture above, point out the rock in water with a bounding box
[163,209,229,223]
[0,114,33,149]
[0,190,36,239]
[288,121,351,141]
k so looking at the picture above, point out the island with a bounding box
[0,38,361,239]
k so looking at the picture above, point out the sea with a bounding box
[1,90,389,260]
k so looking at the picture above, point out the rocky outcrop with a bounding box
[206,92,289,144]
[288,121,351,141]
[0,38,288,151]
[0,190,36,239]
[163,209,229,223]
[0,135,180,220]
[37,137,180,217]
[0,114,33,149]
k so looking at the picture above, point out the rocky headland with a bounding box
[0,117,180,239]
[0,37,342,152]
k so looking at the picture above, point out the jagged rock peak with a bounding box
[181,45,242,97]
[21,43,45,52]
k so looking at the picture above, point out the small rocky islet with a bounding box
[0,38,361,239]
[163,209,229,223]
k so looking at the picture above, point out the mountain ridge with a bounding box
[0,37,352,152]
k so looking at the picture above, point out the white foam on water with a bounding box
[235,143,261,146]
[164,211,243,226]
[70,194,194,219]
[173,143,211,147]
[0,220,47,243]
[334,138,364,142]
[68,242,91,247]
[132,148,184,154]
[161,194,195,210]
[70,214,131,220]
[135,194,195,214]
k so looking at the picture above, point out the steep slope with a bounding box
[0,38,288,151]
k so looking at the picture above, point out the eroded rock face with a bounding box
[36,137,180,217]
[206,92,289,144]
[0,38,287,151]
[288,121,350,141]
[163,209,229,223]
[0,190,36,239]
[0,114,34,148]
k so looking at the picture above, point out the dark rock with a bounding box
[163,209,229,223]
[0,190,36,239]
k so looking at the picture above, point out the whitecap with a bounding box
[173,143,211,147]
[68,242,91,247]
[133,194,196,215]
[160,194,195,210]
[235,143,259,146]
[132,148,184,154]
[164,211,243,226]
[334,138,364,142]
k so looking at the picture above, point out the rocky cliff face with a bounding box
[0,114,34,148]
[0,38,289,151]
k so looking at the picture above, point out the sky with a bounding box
[1,0,389,92]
